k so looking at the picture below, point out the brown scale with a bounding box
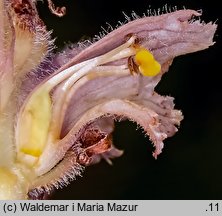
[128,56,140,75]
[125,33,142,75]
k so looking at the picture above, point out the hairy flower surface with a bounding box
[0,0,217,199]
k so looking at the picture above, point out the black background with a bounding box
[36,0,222,199]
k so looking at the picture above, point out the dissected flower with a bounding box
[0,0,217,199]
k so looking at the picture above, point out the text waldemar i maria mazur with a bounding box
[19,202,139,212]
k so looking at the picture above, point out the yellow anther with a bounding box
[135,48,161,76]
[18,88,51,157]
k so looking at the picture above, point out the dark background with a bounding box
[37,0,221,199]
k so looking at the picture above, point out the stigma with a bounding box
[134,48,161,76]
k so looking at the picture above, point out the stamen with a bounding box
[16,36,137,162]
[47,35,137,88]
[50,65,130,141]
[42,36,137,139]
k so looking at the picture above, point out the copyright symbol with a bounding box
[3,203,16,213]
